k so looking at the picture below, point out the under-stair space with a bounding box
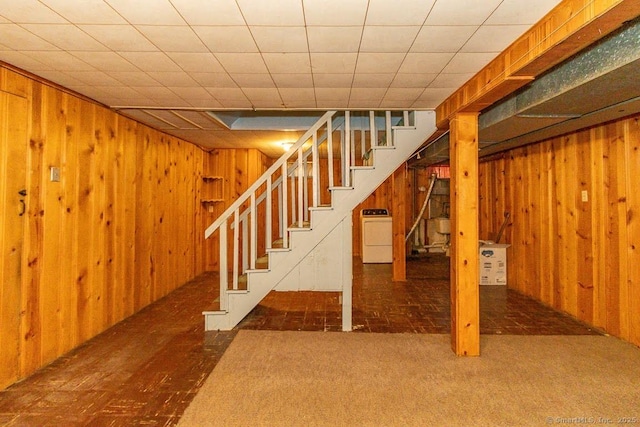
[203,110,437,331]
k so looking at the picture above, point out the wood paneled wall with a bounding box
[0,66,207,389]
[479,113,640,348]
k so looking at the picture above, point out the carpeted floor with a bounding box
[178,330,640,427]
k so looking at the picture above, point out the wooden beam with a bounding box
[392,164,407,282]
[436,0,640,129]
[450,112,480,357]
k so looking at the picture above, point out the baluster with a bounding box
[369,111,376,147]
[219,222,228,311]
[403,110,409,127]
[327,117,334,189]
[242,219,248,273]
[281,163,288,247]
[312,130,319,208]
[266,176,272,249]
[290,167,296,227]
[297,147,304,227]
[232,210,239,290]
[250,192,256,270]
[385,110,392,146]
[360,116,366,163]
[344,111,351,187]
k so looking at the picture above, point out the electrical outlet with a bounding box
[50,167,60,182]
[581,190,588,202]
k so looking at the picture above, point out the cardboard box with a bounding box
[479,243,510,285]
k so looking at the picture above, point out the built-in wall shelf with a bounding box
[201,175,224,208]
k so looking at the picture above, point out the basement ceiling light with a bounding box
[206,111,324,130]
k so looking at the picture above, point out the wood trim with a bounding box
[392,164,407,282]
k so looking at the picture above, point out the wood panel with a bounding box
[479,112,640,348]
[0,89,28,390]
[0,66,207,390]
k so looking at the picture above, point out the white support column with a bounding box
[327,118,334,189]
[369,110,376,147]
[297,147,304,227]
[281,163,288,247]
[344,111,351,187]
[341,214,353,331]
[312,132,319,208]
[385,110,392,146]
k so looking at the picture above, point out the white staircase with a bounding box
[203,110,437,330]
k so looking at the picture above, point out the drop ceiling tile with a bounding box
[271,73,313,88]
[310,53,357,74]
[0,24,62,50]
[425,0,502,25]
[216,98,256,109]
[36,51,96,71]
[315,88,350,102]
[167,53,225,73]
[382,87,422,101]
[313,73,353,87]
[146,71,198,86]
[428,73,474,88]
[251,27,308,53]
[349,99,381,109]
[283,99,317,108]
[262,53,311,74]
[351,73,394,88]
[193,26,258,53]
[355,53,404,74]
[398,52,454,74]
[231,74,275,88]
[72,52,138,71]
[215,53,268,74]
[205,87,246,100]
[0,16,8,23]
[170,0,244,25]
[303,0,367,26]
[441,52,497,73]
[34,70,84,87]
[79,25,158,51]
[316,99,346,109]
[0,0,67,23]
[168,86,213,100]
[236,0,304,26]
[360,26,420,53]
[411,26,477,53]
[104,0,186,25]
[22,24,107,51]
[119,52,181,72]
[44,0,126,24]
[486,0,561,25]
[414,87,456,107]
[136,26,208,53]
[366,0,435,25]
[250,99,283,108]
[110,71,160,86]
[461,25,529,53]
[186,98,224,108]
[243,87,282,101]
[307,27,362,53]
[349,87,387,100]
[390,73,438,88]
[191,73,237,87]
[67,70,122,86]
[0,51,52,71]
[279,87,315,101]
[379,99,411,108]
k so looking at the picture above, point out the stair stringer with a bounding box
[203,110,437,330]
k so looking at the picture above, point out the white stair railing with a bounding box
[205,110,414,312]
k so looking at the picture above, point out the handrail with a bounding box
[230,114,347,229]
[205,110,336,239]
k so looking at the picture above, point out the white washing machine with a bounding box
[361,209,393,263]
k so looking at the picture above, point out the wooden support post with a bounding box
[450,112,480,356]
[392,164,407,282]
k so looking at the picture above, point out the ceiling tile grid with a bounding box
[0,0,561,153]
